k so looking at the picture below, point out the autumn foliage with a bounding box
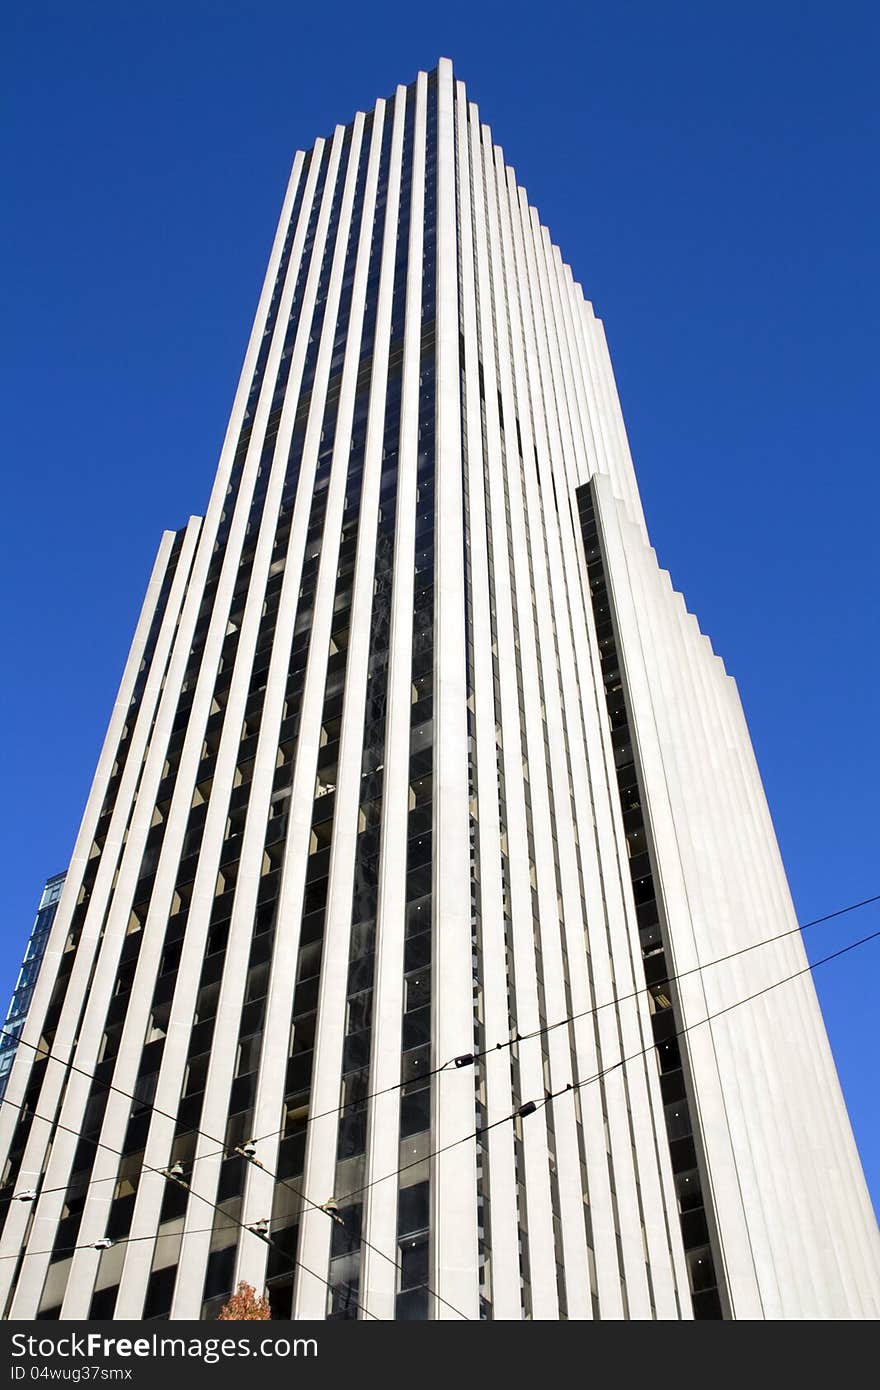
[217,1280,271,1320]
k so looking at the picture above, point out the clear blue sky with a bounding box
[2,2,878,1214]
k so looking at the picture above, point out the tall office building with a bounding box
[1,60,878,1323]
[0,874,66,1102]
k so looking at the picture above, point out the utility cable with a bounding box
[333,923,880,1206]
[3,892,877,1318]
[0,1033,465,1316]
[0,1090,376,1320]
[245,891,880,1143]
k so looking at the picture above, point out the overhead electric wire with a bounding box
[0,1029,469,1318]
[540,925,880,1110]
[0,1088,377,1319]
[3,892,875,1154]
[243,890,880,1142]
[0,1224,225,1263]
[333,922,880,1207]
[469,892,880,1063]
[1,891,877,1318]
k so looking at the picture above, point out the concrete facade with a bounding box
[1,59,877,1321]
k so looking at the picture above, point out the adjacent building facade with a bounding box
[0,874,65,1102]
[1,59,878,1321]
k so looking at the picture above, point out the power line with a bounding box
[0,1089,377,1320]
[0,1033,469,1319]
[470,892,880,1064]
[544,925,880,1108]
[0,1224,223,1263]
[4,892,875,1154]
[1,1080,469,1319]
[2,1084,469,1319]
[2,890,877,1319]
[333,923,880,1206]
[242,890,880,1142]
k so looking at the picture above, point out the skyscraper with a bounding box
[1,58,877,1322]
[0,874,65,1102]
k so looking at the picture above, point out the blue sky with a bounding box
[2,2,878,1213]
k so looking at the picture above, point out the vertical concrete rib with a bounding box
[429,56,480,1322]
[235,97,390,1306]
[0,523,192,1314]
[3,60,878,1326]
[455,80,521,1322]
[0,521,175,1160]
[110,144,326,1317]
[168,120,362,1318]
[345,74,427,1322]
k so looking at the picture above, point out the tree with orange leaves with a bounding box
[217,1281,271,1320]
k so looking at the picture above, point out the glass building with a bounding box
[1,60,878,1321]
[0,874,65,1101]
